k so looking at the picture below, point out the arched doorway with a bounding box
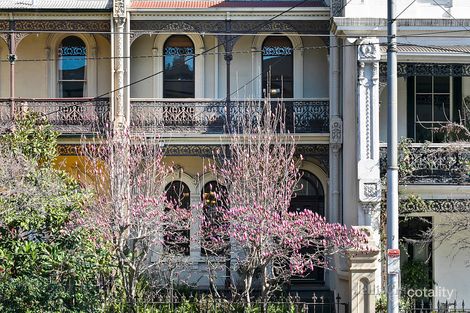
[289,170,325,283]
[164,181,191,256]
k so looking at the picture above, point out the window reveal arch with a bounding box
[165,181,191,255]
[163,35,195,98]
[58,36,87,97]
[262,36,293,98]
[200,181,229,256]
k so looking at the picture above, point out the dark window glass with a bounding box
[415,76,432,93]
[289,171,325,282]
[58,36,86,97]
[165,181,191,255]
[414,76,452,142]
[163,35,195,98]
[200,182,229,256]
[262,36,293,98]
[433,76,450,93]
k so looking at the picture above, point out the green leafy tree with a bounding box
[0,113,113,313]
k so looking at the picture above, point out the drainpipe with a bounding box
[224,13,233,130]
[329,35,342,225]
[8,15,16,118]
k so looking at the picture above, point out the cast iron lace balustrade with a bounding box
[130,99,329,134]
[0,98,109,134]
[379,144,470,185]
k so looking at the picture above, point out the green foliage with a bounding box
[1,112,59,166]
[401,260,433,295]
[0,114,113,312]
[375,293,411,313]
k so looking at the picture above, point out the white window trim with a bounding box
[153,34,205,99]
[414,76,453,142]
[46,34,97,98]
[252,34,303,99]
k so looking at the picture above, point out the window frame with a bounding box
[163,35,196,99]
[57,36,88,98]
[413,76,453,142]
[261,36,294,99]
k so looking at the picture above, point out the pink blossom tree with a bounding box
[79,129,191,310]
[205,101,368,304]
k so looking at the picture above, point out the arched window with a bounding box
[163,35,195,98]
[291,171,324,216]
[262,36,293,98]
[200,181,229,256]
[58,36,87,97]
[165,181,191,255]
[290,170,325,282]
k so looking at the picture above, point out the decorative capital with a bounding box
[113,0,126,19]
[357,38,380,63]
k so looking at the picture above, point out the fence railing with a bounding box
[0,98,329,136]
[380,143,470,185]
[401,299,470,313]
[130,99,329,135]
[0,98,110,135]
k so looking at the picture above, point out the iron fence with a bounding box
[130,99,329,135]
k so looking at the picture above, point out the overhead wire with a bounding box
[93,0,312,99]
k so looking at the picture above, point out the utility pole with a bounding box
[387,0,400,313]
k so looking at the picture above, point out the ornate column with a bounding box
[113,0,128,129]
[356,38,381,229]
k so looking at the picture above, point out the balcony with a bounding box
[380,144,470,185]
[0,98,110,135]
[130,99,329,135]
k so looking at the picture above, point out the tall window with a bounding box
[163,35,195,98]
[58,36,86,97]
[200,181,229,256]
[262,36,293,98]
[165,181,191,256]
[289,171,324,282]
[413,76,452,142]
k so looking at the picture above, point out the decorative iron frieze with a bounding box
[379,62,470,80]
[14,20,110,32]
[400,199,470,214]
[130,20,329,35]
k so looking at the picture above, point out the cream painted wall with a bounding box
[16,34,48,98]
[6,33,110,98]
[432,213,470,307]
[203,36,217,99]
[302,36,329,98]
[130,35,155,98]
[231,35,255,99]
[379,77,408,142]
[95,35,112,97]
[0,39,9,97]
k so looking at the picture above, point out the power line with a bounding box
[93,0,313,99]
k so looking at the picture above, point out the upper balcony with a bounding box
[131,98,329,135]
[0,98,329,137]
[380,143,470,185]
[0,98,110,135]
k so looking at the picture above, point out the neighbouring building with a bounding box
[0,0,468,312]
